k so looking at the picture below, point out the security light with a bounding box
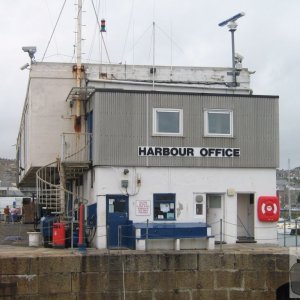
[20,63,30,70]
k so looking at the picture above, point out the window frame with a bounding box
[153,108,183,136]
[204,109,233,137]
[153,193,176,221]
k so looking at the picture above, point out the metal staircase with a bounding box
[36,133,92,217]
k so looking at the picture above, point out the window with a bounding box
[153,108,183,136]
[195,195,204,216]
[207,195,222,208]
[153,193,176,221]
[204,109,233,137]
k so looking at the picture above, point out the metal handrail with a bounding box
[36,159,88,214]
[61,132,92,163]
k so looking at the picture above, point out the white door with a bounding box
[207,194,223,242]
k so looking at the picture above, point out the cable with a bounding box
[42,0,67,62]
[90,0,111,63]
[120,0,135,63]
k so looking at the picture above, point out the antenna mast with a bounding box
[74,0,83,132]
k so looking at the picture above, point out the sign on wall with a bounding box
[136,200,151,216]
[138,146,240,158]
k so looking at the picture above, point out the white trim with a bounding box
[153,108,183,136]
[204,109,233,137]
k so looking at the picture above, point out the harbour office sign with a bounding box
[138,146,240,157]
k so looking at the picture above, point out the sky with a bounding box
[0,0,299,169]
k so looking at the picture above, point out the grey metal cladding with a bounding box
[91,90,279,168]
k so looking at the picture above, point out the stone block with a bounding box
[0,275,38,296]
[175,271,198,289]
[196,271,214,289]
[155,290,191,300]
[215,270,242,288]
[251,290,276,300]
[81,255,108,272]
[229,290,252,300]
[156,271,177,290]
[0,257,37,275]
[123,290,154,300]
[124,272,140,291]
[243,271,267,290]
[198,253,224,271]
[266,271,289,291]
[125,254,160,272]
[247,254,276,272]
[274,254,290,271]
[78,292,112,300]
[139,271,160,290]
[38,256,81,274]
[75,272,103,292]
[159,254,197,271]
[38,273,71,294]
[192,289,228,300]
[15,296,40,300]
[0,281,17,297]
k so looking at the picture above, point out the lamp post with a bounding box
[219,12,245,87]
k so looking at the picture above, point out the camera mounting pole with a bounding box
[219,12,245,87]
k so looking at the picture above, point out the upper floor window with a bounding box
[153,108,183,136]
[204,109,233,137]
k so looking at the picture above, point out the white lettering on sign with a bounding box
[136,200,151,216]
[138,146,240,157]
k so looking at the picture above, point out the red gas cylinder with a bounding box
[52,223,66,248]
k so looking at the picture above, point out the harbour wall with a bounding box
[0,250,290,300]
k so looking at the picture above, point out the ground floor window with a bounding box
[153,193,176,221]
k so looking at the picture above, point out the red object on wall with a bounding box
[257,196,280,222]
[53,223,65,248]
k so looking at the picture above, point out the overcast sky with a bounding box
[0,0,299,169]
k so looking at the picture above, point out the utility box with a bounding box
[53,223,66,248]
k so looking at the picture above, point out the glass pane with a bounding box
[114,200,126,212]
[157,111,180,133]
[208,196,221,208]
[208,112,230,134]
[196,204,203,215]
[154,194,175,220]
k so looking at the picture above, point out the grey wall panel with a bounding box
[91,90,279,168]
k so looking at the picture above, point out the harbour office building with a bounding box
[17,63,279,249]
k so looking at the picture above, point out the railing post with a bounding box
[296,220,298,248]
[118,225,121,248]
[220,218,223,251]
[106,225,110,249]
[146,219,149,252]
[284,219,286,247]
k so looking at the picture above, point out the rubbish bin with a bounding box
[53,223,65,248]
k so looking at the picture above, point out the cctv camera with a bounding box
[22,46,36,54]
[20,63,30,70]
[22,46,37,61]
[235,53,244,63]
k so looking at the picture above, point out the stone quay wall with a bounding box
[0,250,290,300]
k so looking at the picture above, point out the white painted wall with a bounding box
[88,167,277,249]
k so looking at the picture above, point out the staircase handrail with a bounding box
[36,160,88,207]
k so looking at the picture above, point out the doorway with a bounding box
[206,194,223,242]
[106,195,130,248]
[237,193,255,242]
